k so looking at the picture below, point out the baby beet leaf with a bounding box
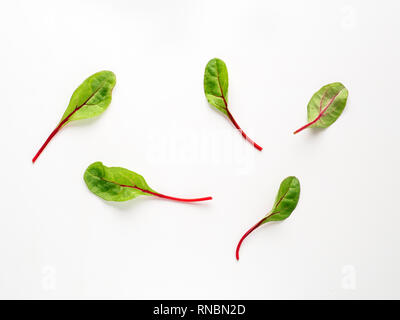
[84,162,213,203]
[294,82,348,134]
[236,176,300,261]
[204,58,262,151]
[32,71,116,163]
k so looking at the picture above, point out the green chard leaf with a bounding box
[294,82,348,134]
[204,58,229,115]
[84,162,212,203]
[84,162,155,202]
[264,176,301,223]
[203,58,262,151]
[236,176,300,260]
[32,71,116,163]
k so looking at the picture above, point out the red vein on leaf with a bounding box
[272,187,290,210]
[32,82,105,163]
[100,178,212,202]
[319,89,328,112]
[122,185,212,202]
[216,72,262,151]
[293,89,344,135]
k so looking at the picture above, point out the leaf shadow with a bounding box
[100,196,213,215]
[309,127,325,137]
[294,127,326,141]
[100,197,148,214]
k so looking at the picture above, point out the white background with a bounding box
[0,0,399,299]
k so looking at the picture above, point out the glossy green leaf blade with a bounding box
[61,70,116,125]
[84,162,154,202]
[308,82,348,128]
[264,176,300,223]
[204,58,229,115]
[293,82,348,134]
